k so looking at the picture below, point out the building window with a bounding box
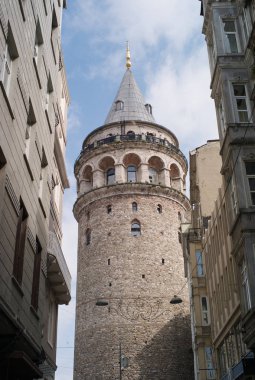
[115,100,124,111]
[31,237,42,310]
[34,18,43,67]
[107,205,112,214]
[241,259,251,312]
[229,175,238,216]
[241,7,252,43]
[195,250,204,276]
[48,295,57,347]
[245,161,255,205]
[157,204,162,213]
[127,165,136,182]
[132,202,138,212]
[205,347,216,379]
[86,228,91,246]
[201,296,210,325]
[218,101,226,134]
[107,168,115,185]
[145,103,152,114]
[131,220,141,236]
[13,199,28,284]
[222,19,239,53]
[232,84,249,123]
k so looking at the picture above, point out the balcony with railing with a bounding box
[187,228,202,242]
[75,134,187,167]
[47,231,71,304]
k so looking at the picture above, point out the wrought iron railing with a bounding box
[75,134,187,166]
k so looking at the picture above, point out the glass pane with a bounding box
[224,20,236,32]
[251,192,255,205]
[227,34,238,53]
[236,99,247,110]
[233,84,246,97]
[202,297,208,311]
[245,162,255,175]
[107,168,115,185]
[248,178,255,191]
[238,111,249,122]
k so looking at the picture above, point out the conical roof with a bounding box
[104,69,155,124]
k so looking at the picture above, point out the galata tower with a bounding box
[73,48,194,380]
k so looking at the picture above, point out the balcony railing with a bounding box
[47,231,71,304]
[76,134,187,166]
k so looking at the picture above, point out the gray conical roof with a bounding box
[104,69,155,124]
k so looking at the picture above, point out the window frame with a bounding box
[245,161,255,206]
[195,249,204,277]
[13,199,28,285]
[106,167,115,185]
[86,228,91,246]
[222,18,240,54]
[127,165,137,183]
[31,237,42,310]
[232,83,250,123]
[131,220,141,237]
[241,259,251,312]
[132,202,138,212]
[201,296,210,326]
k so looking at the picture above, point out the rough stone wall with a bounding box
[74,191,194,379]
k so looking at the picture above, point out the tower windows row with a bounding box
[106,203,162,214]
[115,99,152,115]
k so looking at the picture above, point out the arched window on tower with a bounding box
[132,202,138,212]
[115,100,124,111]
[145,103,152,115]
[157,204,162,214]
[127,165,137,182]
[131,220,141,236]
[86,228,91,246]
[107,168,115,185]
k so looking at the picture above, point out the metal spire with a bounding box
[126,41,131,69]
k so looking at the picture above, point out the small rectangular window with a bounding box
[108,259,110,265]
[201,296,210,325]
[241,259,251,312]
[222,19,239,53]
[31,237,42,310]
[232,84,249,123]
[195,250,204,276]
[13,200,28,284]
[245,161,255,205]
[205,347,216,379]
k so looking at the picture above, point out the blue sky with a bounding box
[56,1,218,379]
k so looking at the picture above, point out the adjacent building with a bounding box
[182,1,255,379]
[73,50,194,379]
[0,1,70,379]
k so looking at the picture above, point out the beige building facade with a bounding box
[0,1,70,379]
[73,55,194,379]
[181,1,255,379]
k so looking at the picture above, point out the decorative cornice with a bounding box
[73,182,190,221]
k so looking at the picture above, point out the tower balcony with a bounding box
[47,231,71,304]
[75,134,187,168]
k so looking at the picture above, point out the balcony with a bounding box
[47,231,71,304]
[75,134,188,167]
[220,352,255,380]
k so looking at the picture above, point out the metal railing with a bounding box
[75,134,187,166]
[47,231,71,294]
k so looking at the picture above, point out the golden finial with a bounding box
[126,41,131,69]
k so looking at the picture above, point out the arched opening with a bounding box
[170,163,182,191]
[148,156,164,184]
[145,103,152,115]
[99,156,115,186]
[107,205,112,214]
[132,202,138,212]
[80,165,93,193]
[157,204,162,214]
[123,153,141,183]
[131,220,141,236]
[115,100,124,111]
[86,228,91,246]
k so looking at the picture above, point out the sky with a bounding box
[56,1,218,379]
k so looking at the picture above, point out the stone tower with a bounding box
[73,50,194,380]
